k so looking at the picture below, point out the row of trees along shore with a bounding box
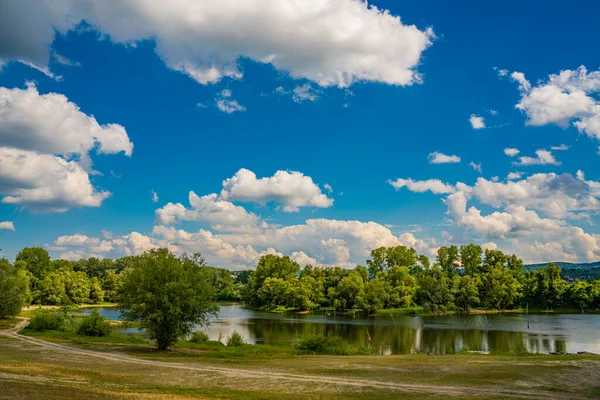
[2,244,600,319]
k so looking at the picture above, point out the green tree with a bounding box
[452,275,480,313]
[416,267,454,314]
[16,247,52,281]
[119,249,218,350]
[383,265,416,308]
[88,277,105,303]
[362,277,388,314]
[38,271,68,305]
[64,271,91,304]
[460,244,482,276]
[0,259,30,318]
[566,280,592,311]
[437,245,459,278]
[367,246,417,277]
[336,270,366,310]
[102,269,123,302]
[536,264,566,309]
[245,255,299,306]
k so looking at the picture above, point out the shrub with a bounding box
[77,310,112,337]
[189,330,209,343]
[226,330,245,346]
[295,334,353,355]
[28,311,77,332]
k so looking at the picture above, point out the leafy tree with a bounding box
[119,249,218,350]
[452,275,479,313]
[245,255,299,306]
[460,244,482,276]
[566,280,592,311]
[367,246,417,277]
[336,269,366,310]
[102,269,123,302]
[88,277,105,303]
[64,271,91,304]
[37,271,68,305]
[16,247,52,281]
[481,263,522,310]
[77,310,111,337]
[437,245,459,278]
[362,277,388,314]
[416,267,454,314]
[536,264,566,309]
[0,259,30,318]
[383,265,416,308]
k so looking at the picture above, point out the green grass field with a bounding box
[1,323,599,400]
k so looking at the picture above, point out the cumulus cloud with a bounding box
[428,152,461,164]
[0,84,131,212]
[469,114,485,129]
[0,0,434,88]
[507,66,600,142]
[151,190,159,203]
[0,221,15,231]
[504,148,520,157]
[221,168,333,212]
[323,183,333,193]
[48,217,435,269]
[0,84,133,157]
[388,178,455,194]
[155,191,266,233]
[513,149,561,166]
[506,171,524,181]
[0,148,110,212]
[215,90,246,113]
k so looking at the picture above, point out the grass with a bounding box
[1,331,599,399]
[0,318,19,330]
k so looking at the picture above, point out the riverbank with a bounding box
[246,303,600,317]
[1,323,599,399]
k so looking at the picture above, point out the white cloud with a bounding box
[445,191,565,239]
[0,221,15,231]
[388,178,455,194]
[428,152,461,164]
[470,173,600,219]
[0,147,110,212]
[0,84,131,212]
[52,52,80,67]
[506,171,523,180]
[155,192,266,233]
[469,162,482,173]
[323,183,333,193]
[151,190,159,203]
[0,0,434,88]
[291,251,318,267]
[469,114,486,129]
[292,84,320,103]
[504,148,520,157]
[513,149,561,166]
[53,234,113,253]
[221,168,333,212]
[551,144,569,151]
[215,90,246,114]
[0,83,133,157]
[508,66,600,141]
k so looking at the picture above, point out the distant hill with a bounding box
[524,261,600,270]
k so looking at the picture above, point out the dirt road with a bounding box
[0,318,585,399]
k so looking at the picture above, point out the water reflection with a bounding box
[78,304,600,355]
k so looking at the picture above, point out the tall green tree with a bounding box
[16,247,52,281]
[0,259,30,318]
[119,249,218,350]
[437,245,459,278]
[460,244,483,276]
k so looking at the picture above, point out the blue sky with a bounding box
[1,0,600,268]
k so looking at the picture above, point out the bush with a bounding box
[28,311,77,332]
[295,334,353,355]
[77,310,112,337]
[189,330,209,343]
[226,330,245,346]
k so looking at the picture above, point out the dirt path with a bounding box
[0,319,582,399]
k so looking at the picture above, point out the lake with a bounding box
[78,304,600,355]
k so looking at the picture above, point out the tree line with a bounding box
[240,245,600,314]
[1,244,600,321]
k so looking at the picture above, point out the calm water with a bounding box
[78,304,600,355]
